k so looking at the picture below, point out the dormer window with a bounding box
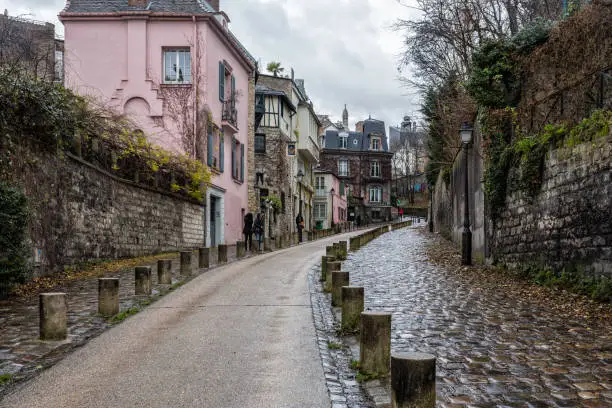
[339,132,348,149]
[371,137,380,151]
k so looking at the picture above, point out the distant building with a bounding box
[313,169,348,230]
[0,10,63,82]
[319,116,393,224]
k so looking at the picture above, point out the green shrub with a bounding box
[511,18,555,54]
[0,182,29,286]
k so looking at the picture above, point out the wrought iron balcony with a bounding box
[222,99,238,132]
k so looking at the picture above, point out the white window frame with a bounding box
[371,138,380,150]
[371,160,380,178]
[163,48,192,84]
[369,187,382,203]
[338,159,349,177]
[314,203,327,219]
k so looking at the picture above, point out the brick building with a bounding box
[319,117,393,224]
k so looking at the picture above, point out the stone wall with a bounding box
[5,148,205,277]
[490,135,612,277]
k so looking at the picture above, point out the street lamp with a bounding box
[330,187,335,230]
[297,169,304,242]
[428,183,434,233]
[460,122,473,265]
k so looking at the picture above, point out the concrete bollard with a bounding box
[98,278,119,316]
[331,271,350,307]
[321,255,334,282]
[391,353,437,408]
[341,286,364,332]
[350,237,360,252]
[360,312,392,376]
[39,293,67,340]
[339,241,348,259]
[275,236,283,249]
[180,251,192,276]
[326,245,335,258]
[218,244,228,263]
[157,259,172,284]
[199,247,210,269]
[236,241,245,258]
[264,238,272,251]
[135,266,152,295]
[325,261,342,292]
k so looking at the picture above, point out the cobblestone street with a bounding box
[336,226,611,407]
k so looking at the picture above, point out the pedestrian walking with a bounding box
[296,213,304,243]
[243,212,253,251]
[254,213,264,251]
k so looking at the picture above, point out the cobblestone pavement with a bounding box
[0,245,245,396]
[339,226,611,407]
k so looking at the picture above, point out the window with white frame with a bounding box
[370,160,380,177]
[371,137,380,150]
[315,176,326,196]
[339,132,348,149]
[338,159,349,176]
[369,187,382,203]
[163,49,191,84]
[314,203,327,219]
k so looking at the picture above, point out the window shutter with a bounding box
[340,181,345,196]
[219,132,225,172]
[219,61,225,102]
[207,129,213,166]
[231,75,236,101]
[240,143,244,182]
[231,137,236,178]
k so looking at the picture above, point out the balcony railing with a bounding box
[315,188,328,197]
[222,99,238,129]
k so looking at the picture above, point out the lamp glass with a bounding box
[330,188,335,195]
[297,169,304,182]
[460,123,473,144]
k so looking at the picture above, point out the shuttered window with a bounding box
[219,61,225,102]
[240,143,244,182]
[219,132,225,172]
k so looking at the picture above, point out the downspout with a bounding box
[193,15,198,158]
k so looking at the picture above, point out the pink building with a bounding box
[60,0,256,246]
[313,170,348,230]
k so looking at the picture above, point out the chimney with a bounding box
[128,0,149,7]
[209,0,220,11]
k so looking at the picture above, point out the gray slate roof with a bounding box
[63,0,215,14]
[323,118,389,152]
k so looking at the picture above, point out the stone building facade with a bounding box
[319,118,393,224]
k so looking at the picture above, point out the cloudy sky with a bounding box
[0,0,422,130]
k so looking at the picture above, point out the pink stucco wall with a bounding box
[63,15,252,244]
[330,176,347,224]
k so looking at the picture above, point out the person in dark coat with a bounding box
[243,212,253,251]
[296,213,304,243]
[253,213,264,251]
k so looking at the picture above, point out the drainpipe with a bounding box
[193,16,198,158]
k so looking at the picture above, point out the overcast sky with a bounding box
[0,0,422,130]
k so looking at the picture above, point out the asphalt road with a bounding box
[1,235,354,408]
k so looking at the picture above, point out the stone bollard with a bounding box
[264,238,272,252]
[308,231,314,241]
[199,247,210,269]
[341,286,364,332]
[321,255,334,282]
[293,232,299,245]
[331,271,350,307]
[236,241,245,258]
[158,259,172,284]
[360,312,392,376]
[350,237,359,252]
[180,251,192,276]
[339,241,348,259]
[326,245,335,258]
[218,244,228,263]
[98,278,119,317]
[135,266,152,296]
[325,261,342,292]
[39,293,67,340]
[391,353,437,408]
[276,236,283,249]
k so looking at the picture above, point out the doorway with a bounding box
[210,196,217,246]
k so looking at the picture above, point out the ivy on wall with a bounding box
[0,183,28,290]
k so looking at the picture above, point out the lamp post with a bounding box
[460,122,473,266]
[297,169,304,242]
[428,183,434,233]
[330,187,335,230]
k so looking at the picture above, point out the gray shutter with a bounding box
[219,61,225,102]
[219,132,225,172]
[231,137,236,178]
[240,143,244,182]
[207,128,213,166]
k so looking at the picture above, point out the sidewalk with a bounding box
[314,224,611,407]
[0,244,247,396]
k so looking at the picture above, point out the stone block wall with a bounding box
[6,148,205,277]
[491,137,612,277]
